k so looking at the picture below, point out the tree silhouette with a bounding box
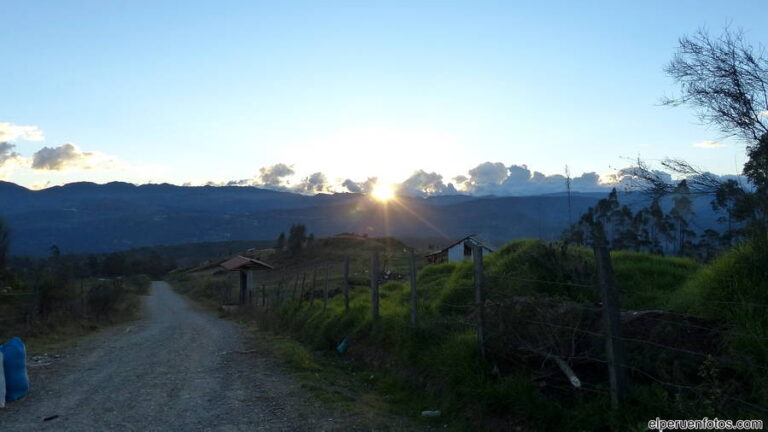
[287,224,308,256]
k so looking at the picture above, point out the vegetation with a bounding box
[0,216,158,349]
[172,233,767,430]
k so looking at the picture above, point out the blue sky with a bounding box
[1,1,766,193]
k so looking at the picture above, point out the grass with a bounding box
[172,236,768,430]
[0,275,150,354]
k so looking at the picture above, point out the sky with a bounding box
[1,1,767,195]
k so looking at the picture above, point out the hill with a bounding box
[0,181,725,255]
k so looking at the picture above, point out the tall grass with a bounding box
[176,238,768,429]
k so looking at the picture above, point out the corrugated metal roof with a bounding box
[220,255,274,271]
[424,235,493,257]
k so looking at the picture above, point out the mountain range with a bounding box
[0,181,725,256]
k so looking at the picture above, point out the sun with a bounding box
[371,182,395,202]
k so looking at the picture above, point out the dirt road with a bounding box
[1,281,365,431]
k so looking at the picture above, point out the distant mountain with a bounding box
[0,181,725,256]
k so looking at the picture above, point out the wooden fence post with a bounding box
[261,284,266,307]
[323,266,329,312]
[594,243,629,409]
[408,247,418,329]
[343,256,350,312]
[309,269,316,306]
[473,244,486,359]
[371,251,380,319]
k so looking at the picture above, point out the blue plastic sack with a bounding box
[1,337,29,402]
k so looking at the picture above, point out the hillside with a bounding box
[0,181,724,255]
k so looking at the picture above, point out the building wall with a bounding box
[448,243,469,262]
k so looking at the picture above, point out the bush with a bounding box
[87,282,123,317]
[670,240,768,403]
[612,251,699,310]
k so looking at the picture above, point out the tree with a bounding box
[102,252,127,277]
[663,26,768,241]
[670,180,695,255]
[663,27,767,143]
[275,232,285,252]
[287,224,308,256]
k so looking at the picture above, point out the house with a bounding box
[425,235,494,264]
[220,255,274,304]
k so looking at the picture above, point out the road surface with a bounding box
[1,281,370,431]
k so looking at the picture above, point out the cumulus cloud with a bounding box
[295,172,330,193]
[342,177,377,194]
[693,140,724,148]
[467,162,508,187]
[455,162,615,195]
[0,142,29,179]
[452,175,468,185]
[0,142,21,166]
[397,170,457,197]
[0,122,44,142]
[32,143,116,170]
[257,163,295,188]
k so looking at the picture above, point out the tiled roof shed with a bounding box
[219,256,274,305]
[220,255,274,271]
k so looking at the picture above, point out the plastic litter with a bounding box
[336,338,348,353]
[421,410,441,417]
[1,337,30,402]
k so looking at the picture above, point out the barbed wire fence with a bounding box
[228,242,767,418]
[0,278,134,334]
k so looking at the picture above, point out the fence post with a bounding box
[261,284,266,307]
[292,274,299,300]
[80,280,86,317]
[300,272,308,304]
[343,256,350,312]
[408,247,418,329]
[323,266,329,312]
[371,251,380,319]
[473,244,486,359]
[594,243,629,409]
[309,269,316,306]
[277,279,282,305]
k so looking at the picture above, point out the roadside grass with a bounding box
[0,275,150,354]
[172,236,768,430]
[242,325,463,431]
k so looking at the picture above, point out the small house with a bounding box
[425,235,493,264]
[220,255,274,304]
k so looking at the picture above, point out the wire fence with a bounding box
[189,241,767,417]
[0,278,136,332]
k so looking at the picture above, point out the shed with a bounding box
[425,235,493,264]
[220,256,274,304]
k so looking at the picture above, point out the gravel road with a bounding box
[0,281,367,431]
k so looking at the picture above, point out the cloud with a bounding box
[0,142,29,179]
[342,177,377,194]
[452,175,468,185]
[257,163,295,188]
[32,143,116,170]
[693,140,724,148]
[295,172,329,193]
[397,170,456,197]
[759,110,768,118]
[0,122,44,142]
[468,162,508,187]
[0,142,21,166]
[455,162,615,195]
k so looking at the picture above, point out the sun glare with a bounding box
[371,183,395,202]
